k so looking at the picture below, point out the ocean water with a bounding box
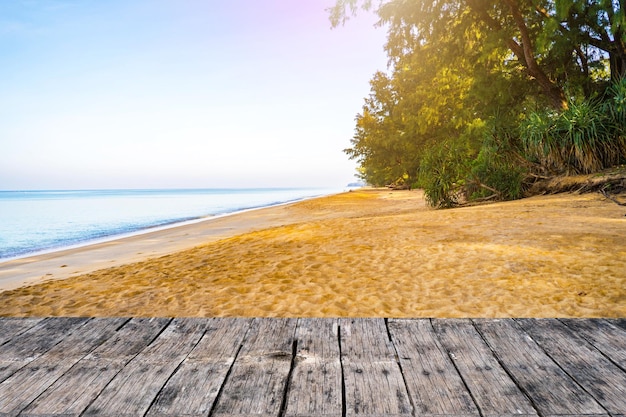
[0,187,342,261]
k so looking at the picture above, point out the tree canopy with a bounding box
[333,0,626,207]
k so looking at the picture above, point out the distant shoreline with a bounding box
[0,191,344,292]
[0,187,345,263]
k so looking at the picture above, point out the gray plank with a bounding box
[212,318,297,417]
[83,317,171,362]
[614,318,626,332]
[0,317,89,383]
[561,318,626,368]
[0,318,43,346]
[146,318,253,417]
[285,318,342,417]
[83,318,209,417]
[0,317,89,361]
[0,318,126,417]
[518,318,626,416]
[433,319,537,417]
[20,317,169,417]
[341,319,412,416]
[388,319,477,417]
[474,319,607,417]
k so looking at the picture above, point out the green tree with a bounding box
[332,0,624,108]
[334,0,625,205]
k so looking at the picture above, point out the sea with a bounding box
[0,187,344,261]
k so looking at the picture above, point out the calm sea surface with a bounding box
[0,188,342,261]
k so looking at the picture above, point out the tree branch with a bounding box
[504,0,568,109]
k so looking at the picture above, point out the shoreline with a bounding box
[0,193,335,292]
[1,188,341,264]
[1,188,625,317]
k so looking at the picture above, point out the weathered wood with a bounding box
[82,317,171,362]
[19,317,170,417]
[0,318,623,417]
[212,318,298,417]
[285,318,342,417]
[561,318,626,369]
[518,318,626,416]
[146,318,253,417]
[0,318,126,417]
[388,319,477,417]
[474,319,607,417]
[0,317,89,384]
[82,318,209,417]
[341,319,412,416]
[433,319,537,417]
[614,318,626,332]
[0,317,88,362]
[0,318,43,346]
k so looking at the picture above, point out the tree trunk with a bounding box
[468,0,568,110]
[504,0,568,110]
[609,47,626,80]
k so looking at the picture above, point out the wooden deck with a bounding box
[1,318,626,417]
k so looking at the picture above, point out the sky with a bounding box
[0,0,388,190]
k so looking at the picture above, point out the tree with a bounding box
[333,0,626,205]
[344,27,478,187]
[551,0,626,81]
[331,0,624,109]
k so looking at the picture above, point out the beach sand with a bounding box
[0,188,625,317]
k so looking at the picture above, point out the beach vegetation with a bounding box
[332,0,626,207]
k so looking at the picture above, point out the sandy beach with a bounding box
[1,188,625,317]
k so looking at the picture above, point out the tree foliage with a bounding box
[335,0,626,207]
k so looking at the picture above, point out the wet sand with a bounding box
[1,188,625,317]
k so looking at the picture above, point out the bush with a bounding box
[418,123,527,208]
[417,140,469,208]
[521,79,626,174]
[469,138,526,201]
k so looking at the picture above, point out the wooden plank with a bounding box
[0,317,89,383]
[518,318,626,416]
[82,318,209,417]
[474,319,607,417]
[387,319,477,417]
[0,318,43,346]
[432,319,537,417]
[146,318,253,417]
[0,317,89,361]
[212,318,297,417]
[613,318,626,332]
[561,319,626,368]
[341,318,412,416]
[19,317,170,417]
[0,317,621,417]
[0,317,126,417]
[285,318,342,417]
[82,317,171,362]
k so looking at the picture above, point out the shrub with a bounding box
[417,140,469,208]
[521,79,626,174]
[470,137,527,201]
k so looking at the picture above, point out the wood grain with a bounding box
[0,318,623,417]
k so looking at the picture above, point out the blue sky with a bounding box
[0,1,388,190]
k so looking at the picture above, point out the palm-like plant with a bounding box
[521,79,626,174]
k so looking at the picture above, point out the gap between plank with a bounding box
[385,319,416,417]
[470,319,545,417]
[338,323,347,417]
[207,320,254,417]
[514,319,611,417]
[429,319,484,417]
[558,318,626,375]
[278,338,299,417]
